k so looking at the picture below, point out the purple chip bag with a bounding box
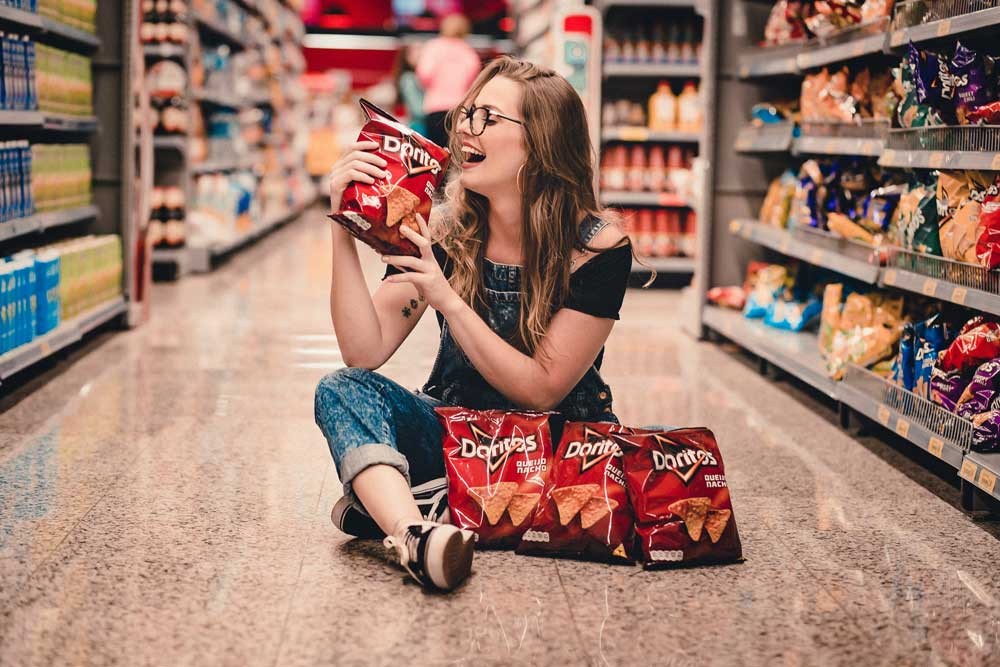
[909,42,959,123]
[956,359,1000,418]
[972,411,1000,452]
[951,41,990,123]
[931,365,971,413]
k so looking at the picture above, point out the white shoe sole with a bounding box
[425,526,475,591]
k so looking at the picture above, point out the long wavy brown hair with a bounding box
[436,56,625,355]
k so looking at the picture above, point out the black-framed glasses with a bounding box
[453,105,524,136]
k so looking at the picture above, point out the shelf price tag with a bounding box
[883,149,897,163]
[978,468,997,495]
[779,237,791,254]
[824,140,837,154]
[619,127,649,142]
[960,459,979,482]
[991,154,1000,171]
[809,249,823,265]
[852,42,866,57]
[891,30,905,45]
[928,437,945,459]
[921,278,938,296]
[895,419,911,438]
[936,19,952,37]
[877,404,891,426]
[39,341,51,356]
[739,65,750,78]
[883,269,897,286]
[928,153,945,169]
[729,220,741,233]
[951,287,967,305]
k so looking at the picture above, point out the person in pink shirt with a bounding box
[417,13,482,148]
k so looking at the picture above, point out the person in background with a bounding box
[416,13,481,148]
[393,43,427,137]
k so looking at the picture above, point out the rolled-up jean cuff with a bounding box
[339,443,411,510]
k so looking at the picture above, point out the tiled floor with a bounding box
[2,207,999,666]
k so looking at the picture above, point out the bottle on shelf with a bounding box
[653,209,671,257]
[164,186,186,247]
[681,211,697,257]
[605,145,627,191]
[648,81,677,131]
[680,21,695,65]
[148,186,165,247]
[666,23,681,64]
[677,81,702,133]
[635,27,651,64]
[627,145,646,193]
[637,209,654,257]
[621,30,636,64]
[648,144,666,193]
[651,24,667,64]
[666,145,684,194]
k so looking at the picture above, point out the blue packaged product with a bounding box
[913,315,952,399]
[25,39,33,109]
[764,296,822,332]
[0,261,8,354]
[894,321,916,390]
[0,35,9,111]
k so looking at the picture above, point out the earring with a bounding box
[516,162,526,195]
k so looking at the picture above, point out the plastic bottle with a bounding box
[677,81,702,133]
[635,27,651,64]
[647,81,677,131]
[621,30,636,63]
[653,210,670,257]
[666,145,683,193]
[647,145,666,193]
[680,21,695,64]
[605,145,627,191]
[681,211,697,257]
[666,23,680,64]
[637,209,654,257]
[651,23,667,64]
[627,145,646,192]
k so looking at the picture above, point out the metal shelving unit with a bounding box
[38,16,100,51]
[795,20,889,71]
[883,249,1000,317]
[143,43,185,59]
[882,127,1000,170]
[632,256,696,274]
[601,191,691,207]
[703,304,839,399]
[734,122,795,153]
[889,3,1000,48]
[602,126,700,143]
[737,43,800,78]
[153,135,187,153]
[192,12,247,51]
[0,205,99,242]
[602,62,701,78]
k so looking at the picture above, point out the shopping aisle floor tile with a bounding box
[1,207,999,666]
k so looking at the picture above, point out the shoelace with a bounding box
[383,525,426,584]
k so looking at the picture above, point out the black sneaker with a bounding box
[383,521,476,591]
[331,477,451,539]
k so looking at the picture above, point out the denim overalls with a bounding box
[314,216,619,512]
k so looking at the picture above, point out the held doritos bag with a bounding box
[617,428,742,568]
[517,422,636,563]
[328,99,450,257]
[437,407,552,548]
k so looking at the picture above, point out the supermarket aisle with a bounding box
[1,206,999,666]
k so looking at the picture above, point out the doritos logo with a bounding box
[563,426,622,473]
[460,423,539,474]
[651,435,718,484]
[382,135,442,177]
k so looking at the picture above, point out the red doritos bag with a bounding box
[617,428,742,568]
[437,407,552,548]
[328,99,450,257]
[517,422,636,563]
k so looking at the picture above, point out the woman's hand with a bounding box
[327,140,390,212]
[382,214,463,316]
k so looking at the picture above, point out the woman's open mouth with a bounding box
[461,144,486,167]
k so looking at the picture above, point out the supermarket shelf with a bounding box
[882,249,1000,318]
[153,135,187,153]
[728,218,880,283]
[0,205,99,242]
[595,0,700,10]
[602,126,700,143]
[795,28,888,71]
[601,191,691,207]
[143,43,186,59]
[0,296,125,383]
[882,127,1000,170]
[210,205,304,257]
[194,88,241,109]
[737,43,800,78]
[632,256,695,273]
[0,109,41,126]
[793,135,883,157]
[38,17,100,52]
[963,452,1000,503]
[603,62,701,78]
[193,12,247,51]
[839,364,968,470]
[703,304,839,399]
[0,4,42,31]
[190,157,252,174]
[889,6,1000,48]
[41,113,97,132]
[734,122,795,153]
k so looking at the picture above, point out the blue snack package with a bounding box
[764,296,822,332]
[914,315,951,399]
[895,321,916,390]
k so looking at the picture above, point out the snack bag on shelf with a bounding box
[517,422,636,563]
[763,0,806,46]
[819,283,843,355]
[706,286,747,310]
[977,190,1000,269]
[618,428,742,568]
[437,408,553,549]
[328,99,449,257]
[953,359,1000,452]
[938,320,1000,375]
[952,42,992,125]
[827,211,876,244]
[894,182,942,255]
[938,171,994,265]
[759,170,797,228]
[764,295,822,332]
[743,264,788,319]
[825,292,904,379]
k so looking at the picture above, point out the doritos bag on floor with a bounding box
[437,408,552,549]
[517,422,636,564]
[328,99,450,257]
[617,428,742,568]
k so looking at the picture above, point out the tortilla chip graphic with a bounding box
[668,497,710,542]
[552,484,599,526]
[704,508,731,544]
[579,497,617,530]
[507,492,541,527]
[385,186,420,227]
[468,483,517,525]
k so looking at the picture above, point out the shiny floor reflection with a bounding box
[1,208,999,666]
